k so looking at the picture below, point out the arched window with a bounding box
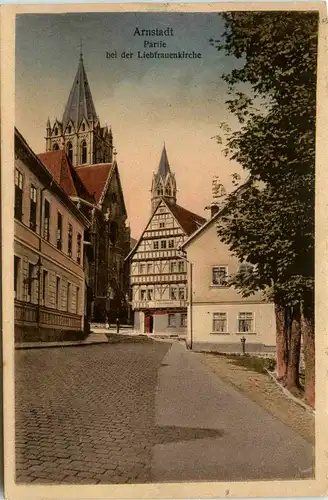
[68,125,72,134]
[53,143,59,151]
[54,127,58,136]
[67,142,73,163]
[109,221,118,245]
[81,141,87,164]
[82,123,85,131]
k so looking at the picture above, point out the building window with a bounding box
[239,262,254,273]
[139,263,146,274]
[67,282,71,312]
[168,313,176,327]
[77,233,82,264]
[29,184,37,231]
[54,127,58,135]
[82,123,86,132]
[27,263,34,302]
[42,270,48,305]
[67,142,73,163]
[57,212,63,250]
[238,312,254,333]
[15,169,23,221]
[56,277,61,310]
[170,262,177,273]
[212,266,228,286]
[178,287,185,300]
[178,261,184,273]
[76,286,80,314]
[43,199,50,241]
[14,256,21,299]
[161,240,167,249]
[68,223,73,257]
[53,143,59,151]
[147,289,153,301]
[168,239,174,248]
[213,312,227,333]
[81,141,87,164]
[153,241,159,250]
[140,289,146,301]
[170,286,177,300]
[159,222,165,228]
[180,313,187,327]
[147,263,152,274]
[68,125,72,134]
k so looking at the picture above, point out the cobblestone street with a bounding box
[15,341,314,484]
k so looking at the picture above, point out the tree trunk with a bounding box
[302,296,315,408]
[275,304,287,379]
[285,303,301,392]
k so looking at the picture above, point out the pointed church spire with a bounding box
[62,53,98,130]
[156,143,171,180]
[151,144,177,213]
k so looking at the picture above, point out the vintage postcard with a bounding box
[1,2,328,499]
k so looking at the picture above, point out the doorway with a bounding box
[144,314,153,334]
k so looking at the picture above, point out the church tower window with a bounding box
[81,141,87,164]
[82,123,85,131]
[67,142,73,163]
[54,127,58,135]
[68,125,72,134]
[53,143,59,151]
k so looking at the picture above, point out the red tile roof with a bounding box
[37,150,95,203]
[38,150,76,196]
[165,200,206,236]
[75,163,113,204]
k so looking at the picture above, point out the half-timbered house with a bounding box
[126,146,206,335]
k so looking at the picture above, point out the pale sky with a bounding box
[16,12,246,239]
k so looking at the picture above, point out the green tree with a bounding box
[211,11,317,405]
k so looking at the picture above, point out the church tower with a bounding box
[45,51,113,167]
[151,145,177,213]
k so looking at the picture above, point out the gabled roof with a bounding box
[75,163,113,204]
[181,181,250,250]
[15,128,90,228]
[165,200,206,236]
[125,198,206,261]
[37,150,95,203]
[62,54,98,130]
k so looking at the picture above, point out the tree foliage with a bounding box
[212,12,318,403]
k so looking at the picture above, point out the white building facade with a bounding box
[181,210,276,353]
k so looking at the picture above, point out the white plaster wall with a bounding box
[190,302,276,347]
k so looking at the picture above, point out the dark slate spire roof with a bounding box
[62,53,98,129]
[156,144,171,179]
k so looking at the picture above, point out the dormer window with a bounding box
[67,142,73,163]
[81,141,87,164]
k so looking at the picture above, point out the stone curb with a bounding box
[15,338,109,350]
[266,368,315,414]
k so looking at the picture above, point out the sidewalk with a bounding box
[152,342,314,482]
[15,332,109,349]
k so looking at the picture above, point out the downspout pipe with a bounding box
[177,249,193,350]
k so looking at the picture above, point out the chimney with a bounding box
[211,204,220,218]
